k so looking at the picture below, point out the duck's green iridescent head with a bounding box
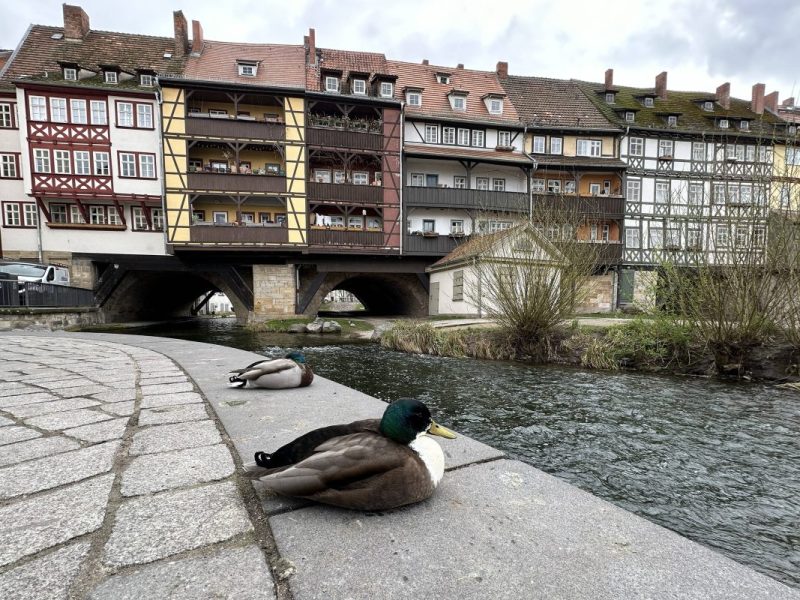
[285,351,306,364]
[379,399,456,445]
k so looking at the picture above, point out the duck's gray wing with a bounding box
[236,358,297,380]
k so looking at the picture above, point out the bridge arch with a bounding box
[300,271,428,317]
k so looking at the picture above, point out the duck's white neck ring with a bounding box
[409,433,445,487]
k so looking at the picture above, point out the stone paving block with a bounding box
[64,417,128,443]
[99,401,135,417]
[122,444,235,496]
[139,381,194,395]
[58,385,112,398]
[0,426,40,446]
[0,436,81,467]
[0,392,61,409]
[21,376,88,388]
[129,420,221,455]
[0,474,113,567]
[0,383,41,395]
[138,403,208,425]
[140,391,203,408]
[6,397,100,418]
[89,545,275,600]
[103,481,252,567]
[139,370,185,380]
[135,375,187,386]
[0,415,14,426]
[0,440,120,499]
[91,389,137,403]
[25,408,112,431]
[0,542,90,600]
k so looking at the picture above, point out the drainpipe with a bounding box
[399,101,405,255]
[522,124,536,222]
[35,205,43,263]
[155,87,169,254]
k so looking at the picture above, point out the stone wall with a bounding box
[252,264,296,320]
[0,308,102,331]
[575,273,615,313]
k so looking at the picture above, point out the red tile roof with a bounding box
[307,48,390,92]
[182,41,306,89]
[404,143,531,165]
[0,50,12,73]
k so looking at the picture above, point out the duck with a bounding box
[242,399,456,510]
[228,351,313,389]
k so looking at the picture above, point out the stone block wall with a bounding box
[575,273,615,313]
[252,264,296,320]
[0,308,102,331]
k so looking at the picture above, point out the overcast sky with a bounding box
[3,0,799,101]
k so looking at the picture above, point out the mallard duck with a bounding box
[243,399,456,510]
[228,351,313,389]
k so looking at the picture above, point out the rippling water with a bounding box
[124,318,800,587]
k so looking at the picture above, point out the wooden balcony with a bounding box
[403,233,467,255]
[404,186,528,213]
[189,224,289,244]
[308,228,384,247]
[185,116,285,141]
[534,194,625,219]
[186,172,286,194]
[307,182,383,204]
[307,126,383,151]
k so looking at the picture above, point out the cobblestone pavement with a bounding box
[0,336,275,599]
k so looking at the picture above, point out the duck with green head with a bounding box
[228,351,313,389]
[242,399,457,510]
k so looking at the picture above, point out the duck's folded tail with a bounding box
[241,451,274,478]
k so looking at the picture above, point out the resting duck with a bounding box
[243,399,456,510]
[228,351,313,389]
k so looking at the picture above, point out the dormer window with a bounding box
[719,119,729,129]
[436,73,450,85]
[237,62,257,77]
[63,67,77,81]
[740,120,749,131]
[450,95,466,111]
[407,91,422,106]
[643,97,654,108]
[140,74,154,87]
[379,82,394,98]
[605,92,615,104]
[104,71,118,84]
[667,115,678,127]
[625,112,635,122]
[352,79,366,95]
[325,76,340,93]
[703,101,714,111]
[488,98,503,115]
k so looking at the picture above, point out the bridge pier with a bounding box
[252,264,297,321]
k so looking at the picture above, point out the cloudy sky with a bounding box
[3,0,799,101]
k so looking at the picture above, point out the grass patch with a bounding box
[381,320,513,360]
[246,317,373,335]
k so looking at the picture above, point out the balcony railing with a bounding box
[186,172,286,194]
[185,115,285,140]
[403,233,467,255]
[307,182,383,204]
[534,194,625,218]
[308,228,384,247]
[189,224,289,244]
[307,127,383,151]
[404,186,528,213]
[583,241,623,265]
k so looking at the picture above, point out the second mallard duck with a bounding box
[242,399,456,510]
[227,351,313,389]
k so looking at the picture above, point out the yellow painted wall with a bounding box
[162,86,190,243]
[771,144,800,210]
[526,133,616,158]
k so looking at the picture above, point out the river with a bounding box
[116,318,800,588]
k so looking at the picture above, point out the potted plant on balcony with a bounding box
[422,230,439,238]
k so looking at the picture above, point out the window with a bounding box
[410,173,425,187]
[667,115,678,127]
[666,228,681,249]
[94,152,110,175]
[457,128,470,145]
[532,136,545,153]
[152,208,164,231]
[352,79,366,95]
[689,183,703,206]
[531,178,545,192]
[0,154,18,178]
[329,215,344,228]
[133,206,149,229]
[30,96,47,121]
[50,204,68,223]
[786,147,800,166]
[658,139,674,158]
[725,144,737,160]
[425,174,439,187]
[422,219,435,232]
[577,139,601,157]
[333,170,345,184]
[89,205,106,225]
[437,74,451,84]
[34,149,51,173]
[139,154,155,178]
[497,131,511,147]
[120,153,136,178]
[0,103,12,128]
[23,204,37,227]
[625,111,635,122]
[475,177,489,190]
[548,179,561,193]
[550,137,562,154]
[727,183,740,205]
[348,216,364,229]
[713,182,725,203]
[425,124,439,144]
[740,184,752,205]
[50,98,67,123]
[740,120,749,131]
[703,101,714,112]
[54,150,71,174]
[692,142,705,162]
[605,92,615,104]
[442,127,456,145]
[70,99,87,124]
[715,224,729,247]
[107,206,122,225]
[601,224,610,242]
[70,205,86,224]
[352,171,369,185]
[450,219,464,234]
[104,71,118,84]
[3,203,20,226]
[643,97,654,107]
[454,176,466,189]
[719,119,729,129]
[564,180,576,193]
[629,137,644,156]
[407,91,421,106]
[64,67,77,81]
[379,82,394,98]
[451,95,466,111]
[745,145,756,162]
[238,63,257,77]
[74,151,90,175]
[492,178,505,191]
[452,270,464,302]
[91,100,107,125]
[626,179,641,202]
[625,227,640,248]
[471,130,485,147]
[488,98,503,114]
[140,74,154,87]
[687,229,702,250]
[655,181,670,203]
[488,220,512,232]
[753,226,766,247]
[137,104,153,128]
[117,102,134,127]
[648,226,664,249]
[314,169,331,183]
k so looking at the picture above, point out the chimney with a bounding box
[422,59,429,65]
[173,11,189,58]
[456,63,464,69]
[655,71,667,100]
[751,83,765,115]
[307,28,316,66]
[782,97,795,108]
[716,82,730,109]
[63,4,90,41]
[496,61,508,78]
[765,91,779,113]
[604,68,614,88]
[190,20,204,56]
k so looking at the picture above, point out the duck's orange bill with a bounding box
[428,420,456,439]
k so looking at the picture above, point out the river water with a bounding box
[122,318,799,588]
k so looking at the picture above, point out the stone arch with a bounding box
[301,272,428,317]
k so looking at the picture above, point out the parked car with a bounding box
[0,261,70,285]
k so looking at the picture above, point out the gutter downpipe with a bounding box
[522,124,535,222]
[399,101,405,255]
[155,87,169,255]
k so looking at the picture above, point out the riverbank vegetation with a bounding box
[247,317,372,336]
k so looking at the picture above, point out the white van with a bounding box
[0,262,70,286]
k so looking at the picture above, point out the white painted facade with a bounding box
[404,120,525,153]
[405,157,527,192]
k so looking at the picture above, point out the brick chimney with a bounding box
[191,20,204,56]
[655,71,667,100]
[422,59,429,65]
[307,28,316,66]
[751,83,765,115]
[496,61,508,78]
[605,68,614,88]
[716,82,730,109]
[173,11,189,59]
[765,91,779,113]
[456,63,464,69]
[63,4,90,41]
